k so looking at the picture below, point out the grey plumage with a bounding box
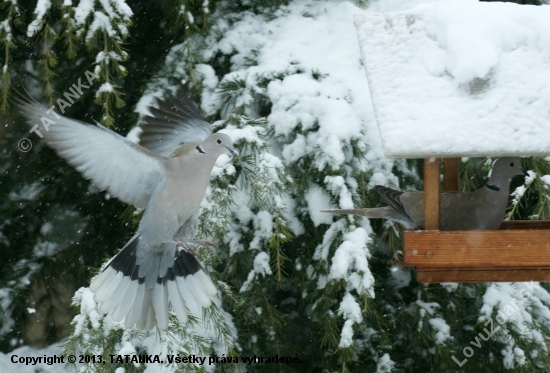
[139,90,214,157]
[322,158,526,230]
[17,88,236,330]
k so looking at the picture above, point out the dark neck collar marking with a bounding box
[486,184,501,191]
[196,145,205,154]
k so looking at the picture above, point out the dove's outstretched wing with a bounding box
[18,96,166,209]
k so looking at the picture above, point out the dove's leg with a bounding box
[170,238,218,256]
[171,215,217,254]
[171,238,198,255]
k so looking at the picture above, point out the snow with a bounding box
[304,185,333,226]
[428,317,451,345]
[324,176,354,210]
[416,299,440,317]
[541,174,550,188]
[32,0,51,22]
[355,0,550,158]
[376,353,395,373]
[9,182,44,201]
[196,64,219,92]
[222,125,264,147]
[240,251,273,292]
[337,292,363,347]
[73,0,94,25]
[113,0,133,19]
[33,241,62,258]
[249,211,273,250]
[74,0,132,30]
[86,11,115,41]
[40,222,53,234]
[99,0,125,19]
[477,281,550,367]
[97,82,114,94]
[328,227,373,295]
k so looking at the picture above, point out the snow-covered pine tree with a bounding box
[2,1,550,372]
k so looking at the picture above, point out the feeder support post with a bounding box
[424,158,441,230]
[444,158,459,191]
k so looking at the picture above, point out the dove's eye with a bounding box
[510,162,515,167]
[216,138,222,144]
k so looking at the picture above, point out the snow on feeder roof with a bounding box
[354,0,550,159]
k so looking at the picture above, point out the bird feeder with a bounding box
[354,5,550,283]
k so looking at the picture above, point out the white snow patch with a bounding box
[428,317,451,345]
[328,228,374,296]
[338,293,363,347]
[305,185,333,226]
[96,82,114,94]
[540,174,550,188]
[40,222,53,235]
[355,1,550,157]
[86,12,115,42]
[32,0,51,24]
[240,251,272,292]
[249,211,273,250]
[376,353,395,373]
[74,0,94,25]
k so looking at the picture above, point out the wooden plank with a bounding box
[423,158,440,230]
[417,268,550,283]
[404,229,550,269]
[443,158,459,191]
[500,221,550,230]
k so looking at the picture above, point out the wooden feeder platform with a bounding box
[403,158,550,283]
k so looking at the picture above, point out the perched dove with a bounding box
[17,88,236,330]
[322,157,526,230]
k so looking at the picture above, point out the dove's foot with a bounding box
[170,238,218,256]
[171,239,198,256]
[189,239,218,250]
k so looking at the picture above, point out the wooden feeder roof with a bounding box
[354,2,550,159]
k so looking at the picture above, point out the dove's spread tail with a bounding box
[89,233,217,330]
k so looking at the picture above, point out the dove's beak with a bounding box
[226,146,238,158]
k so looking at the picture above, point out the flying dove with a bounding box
[323,158,526,230]
[17,88,236,330]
